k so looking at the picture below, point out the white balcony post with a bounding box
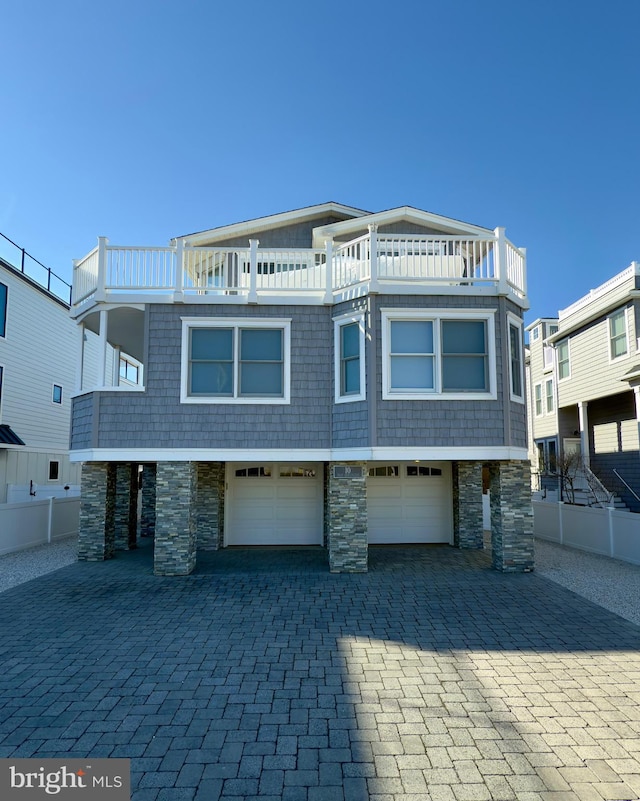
[76,323,85,394]
[96,236,108,301]
[578,401,590,469]
[494,227,508,295]
[98,309,108,389]
[248,239,259,303]
[174,238,184,302]
[324,238,334,304]
[369,224,379,293]
[519,245,528,298]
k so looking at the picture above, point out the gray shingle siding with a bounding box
[209,216,348,248]
[70,394,94,450]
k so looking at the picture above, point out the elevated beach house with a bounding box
[70,202,533,574]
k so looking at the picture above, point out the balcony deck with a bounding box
[72,231,527,315]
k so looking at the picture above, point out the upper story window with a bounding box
[545,378,554,413]
[609,309,628,360]
[557,339,570,380]
[52,384,63,404]
[381,310,496,400]
[508,315,524,403]
[119,355,140,385]
[181,318,291,404]
[543,345,554,370]
[334,313,365,403]
[534,383,543,417]
[531,326,540,341]
[0,283,7,338]
[548,324,558,336]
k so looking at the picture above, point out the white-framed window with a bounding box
[334,312,366,403]
[609,308,628,361]
[545,378,554,413]
[181,318,291,404]
[548,324,558,336]
[48,460,60,481]
[52,384,63,404]
[119,355,141,385]
[557,339,570,380]
[531,326,540,341]
[536,438,557,474]
[507,313,524,403]
[534,383,543,417]
[381,309,496,400]
[543,345,554,370]
[0,283,6,338]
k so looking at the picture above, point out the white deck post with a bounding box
[98,309,108,389]
[578,401,590,469]
[248,239,259,303]
[324,238,334,304]
[174,238,184,302]
[96,236,108,302]
[76,322,85,394]
[369,224,379,293]
[494,227,508,295]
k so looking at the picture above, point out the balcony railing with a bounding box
[72,228,526,309]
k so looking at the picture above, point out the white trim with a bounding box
[70,445,529,463]
[180,317,291,405]
[47,459,60,481]
[507,312,525,404]
[380,309,497,401]
[533,382,543,417]
[333,312,366,404]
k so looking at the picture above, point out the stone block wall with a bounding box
[78,462,116,561]
[196,462,224,550]
[327,461,368,573]
[489,460,534,572]
[114,463,138,550]
[452,461,484,549]
[140,464,156,538]
[154,461,197,576]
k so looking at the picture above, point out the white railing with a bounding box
[559,262,640,320]
[72,230,527,307]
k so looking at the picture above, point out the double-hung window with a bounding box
[334,313,365,403]
[507,314,524,402]
[557,339,570,380]
[534,383,543,416]
[609,309,628,360]
[545,378,554,413]
[181,318,291,404]
[382,310,495,399]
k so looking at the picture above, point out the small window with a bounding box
[543,345,554,369]
[0,283,6,338]
[406,465,442,477]
[335,314,365,403]
[531,326,540,341]
[235,466,271,477]
[279,467,316,478]
[557,340,570,380]
[534,383,543,417]
[368,465,399,477]
[609,310,628,360]
[548,324,558,336]
[119,356,140,384]
[52,384,63,404]
[48,461,60,481]
[508,318,524,401]
[545,378,554,413]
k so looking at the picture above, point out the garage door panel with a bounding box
[367,462,452,544]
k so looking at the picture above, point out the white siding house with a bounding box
[0,250,80,503]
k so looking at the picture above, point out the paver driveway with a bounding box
[1,542,640,801]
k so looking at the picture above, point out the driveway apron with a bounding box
[1,543,639,801]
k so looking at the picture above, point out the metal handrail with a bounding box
[613,468,640,502]
[0,231,72,305]
[582,463,614,507]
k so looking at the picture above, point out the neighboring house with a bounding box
[0,245,80,503]
[70,202,533,574]
[526,261,640,511]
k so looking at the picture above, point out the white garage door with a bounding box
[226,463,323,545]
[367,462,452,544]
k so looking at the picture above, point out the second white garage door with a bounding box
[367,462,452,544]
[225,463,323,546]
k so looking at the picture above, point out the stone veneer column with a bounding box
[196,462,224,550]
[114,463,138,550]
[489,460,534,572]
[78,462,116,561]
[452,461,484,549]
[140,464,157,538]
[154,461,197,576]
[327,461,368,573]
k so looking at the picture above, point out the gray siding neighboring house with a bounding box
[526,262,640,511]
[69,202,533,575]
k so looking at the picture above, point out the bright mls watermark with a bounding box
[1,759,130,800]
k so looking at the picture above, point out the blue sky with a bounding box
[1,0,639,323]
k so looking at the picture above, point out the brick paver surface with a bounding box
[1,543,639,800]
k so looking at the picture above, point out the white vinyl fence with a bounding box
[533,500,640,565]
[0,497,80,556]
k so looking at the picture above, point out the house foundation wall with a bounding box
[327,461,368,573]
[78,462,116,561]
[452,461,484,549]
[196,462,224,550]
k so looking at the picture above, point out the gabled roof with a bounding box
[311,206,494,247]
[176,202,370,246]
